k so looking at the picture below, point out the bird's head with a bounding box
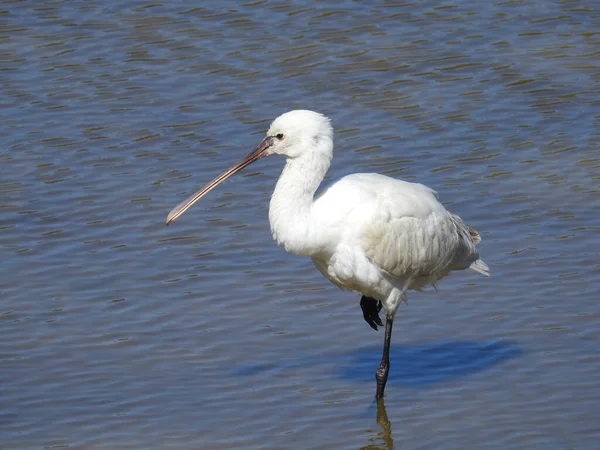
[266,110,333,158]
[166,110,333,225]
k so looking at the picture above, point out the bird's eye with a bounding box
[275,133,284,140]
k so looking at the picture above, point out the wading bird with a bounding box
[166,110,489,398]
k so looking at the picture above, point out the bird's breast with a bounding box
[311,245,396,300]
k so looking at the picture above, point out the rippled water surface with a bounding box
[2,1,599,448]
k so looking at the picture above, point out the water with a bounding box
[1,1,599,448]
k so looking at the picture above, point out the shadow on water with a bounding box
[234,341,521,449]
[352,341,521,450]
[339,340,522,388]
[234,340,521,388]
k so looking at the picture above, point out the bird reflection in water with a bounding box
[361,398,394,450]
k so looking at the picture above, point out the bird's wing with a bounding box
[314,173,479,281]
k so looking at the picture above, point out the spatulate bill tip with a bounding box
[165,211,178,225]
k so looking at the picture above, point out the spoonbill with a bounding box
[166,110,489,398]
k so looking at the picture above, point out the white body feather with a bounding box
[267,111,488,315]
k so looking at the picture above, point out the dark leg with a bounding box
[360,295,383,331]
[376,312,394,399]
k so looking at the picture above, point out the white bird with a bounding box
[167,110,489,398]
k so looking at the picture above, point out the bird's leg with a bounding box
[376,312,394,399]
[360,296,383,331]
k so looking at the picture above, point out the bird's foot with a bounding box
[360,296,383,331]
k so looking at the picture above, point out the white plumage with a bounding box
[167,109,489,398]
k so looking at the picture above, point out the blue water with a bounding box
[2,1,599,448]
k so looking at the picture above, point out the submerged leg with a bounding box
[376,312,394,399]
[360,295,383,331]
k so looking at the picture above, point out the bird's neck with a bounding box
[269,143,332,256]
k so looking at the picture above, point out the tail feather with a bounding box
[470,259,490,276]
[469,226,481,244]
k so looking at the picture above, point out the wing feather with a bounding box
[312,173,483,285]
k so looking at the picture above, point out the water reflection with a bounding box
[361,399,394,450]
